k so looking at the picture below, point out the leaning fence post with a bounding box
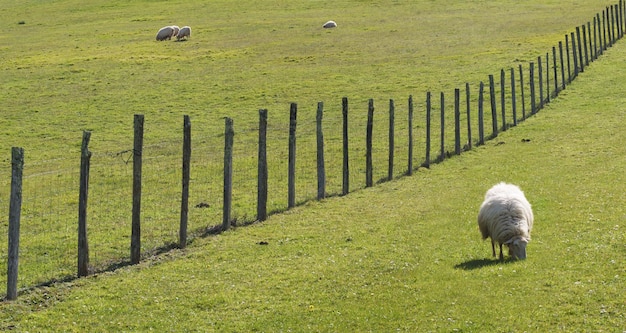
[131,114,143,265]
[179,116,191,248]
[223,117,234,230]
[257,109,268,221]
[316,102,326,200]
[7,147,24,300]
[78,131,91,277]
[288,103,297,208]
[366,99,374,187]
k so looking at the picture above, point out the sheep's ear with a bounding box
[504,239,513,245]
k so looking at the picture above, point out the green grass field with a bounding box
[1,0,625,331]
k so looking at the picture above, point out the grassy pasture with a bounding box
[0,0,623,313]
[0,33,625,331]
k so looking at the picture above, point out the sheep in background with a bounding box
[177,26,191,41]
[170,25,180,37]
[477,182,534,260]
[156,26,175,41]
[323,20,337,28]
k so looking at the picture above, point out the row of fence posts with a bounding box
[5,1,626,300]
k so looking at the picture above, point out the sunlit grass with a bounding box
[0,2,623,326]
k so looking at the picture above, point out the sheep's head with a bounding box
[505,237,529,260]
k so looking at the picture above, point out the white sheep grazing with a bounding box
[156,26,175,41]
[177,26,191,40]
[170,25,180,37]
[477,182,534,260]
[323,20,337,28]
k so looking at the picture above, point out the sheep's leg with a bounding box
[499,244,504,261]
[491,240,496,257]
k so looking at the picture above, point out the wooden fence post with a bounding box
[465,83,472,151]
[600,9,607,53]
[559,41,566,90]
[78,131,91,277]
[424,92,431,167]
[407,95,414,175]
[594,16,599,59]
[131,114,143,265]
[223,117,234,230]
[510,68,517,127]
[288,103,297,208]
[545,53,550,104]
[565,34,572,83]
[611,5,616,45]
[388,99,394,181]
[582,24,589,67]
[529,62,536,115]
[478,82,485,145]
[500,69,506,131]
[439,92,445,161]
[366,99,374,187]
[587,21,593,63]
[179,116,191,248]
[537,55,544,109]
[342,97,349,195]
[316,102,326,200]
[257,109,268,221]
[552,46,558,98]
[571,32,579,78]
[7,147,24,300]
[519,64,526,120]
[576,27,584,73]
[454,88,461,155]
[488,75,498,137]
[619,0,624,38]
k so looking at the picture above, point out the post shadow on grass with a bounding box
[454,257,518,270]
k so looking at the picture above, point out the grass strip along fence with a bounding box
[3,2,626,300]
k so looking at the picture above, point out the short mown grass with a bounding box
[0,1,625,330]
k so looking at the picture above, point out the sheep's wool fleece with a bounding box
[478,182,533,243]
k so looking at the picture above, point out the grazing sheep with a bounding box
[170,25,180,37]
[323,20,337,28]
[477,182,534,260]
[177,26,191,40]
[156,26,175,41]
